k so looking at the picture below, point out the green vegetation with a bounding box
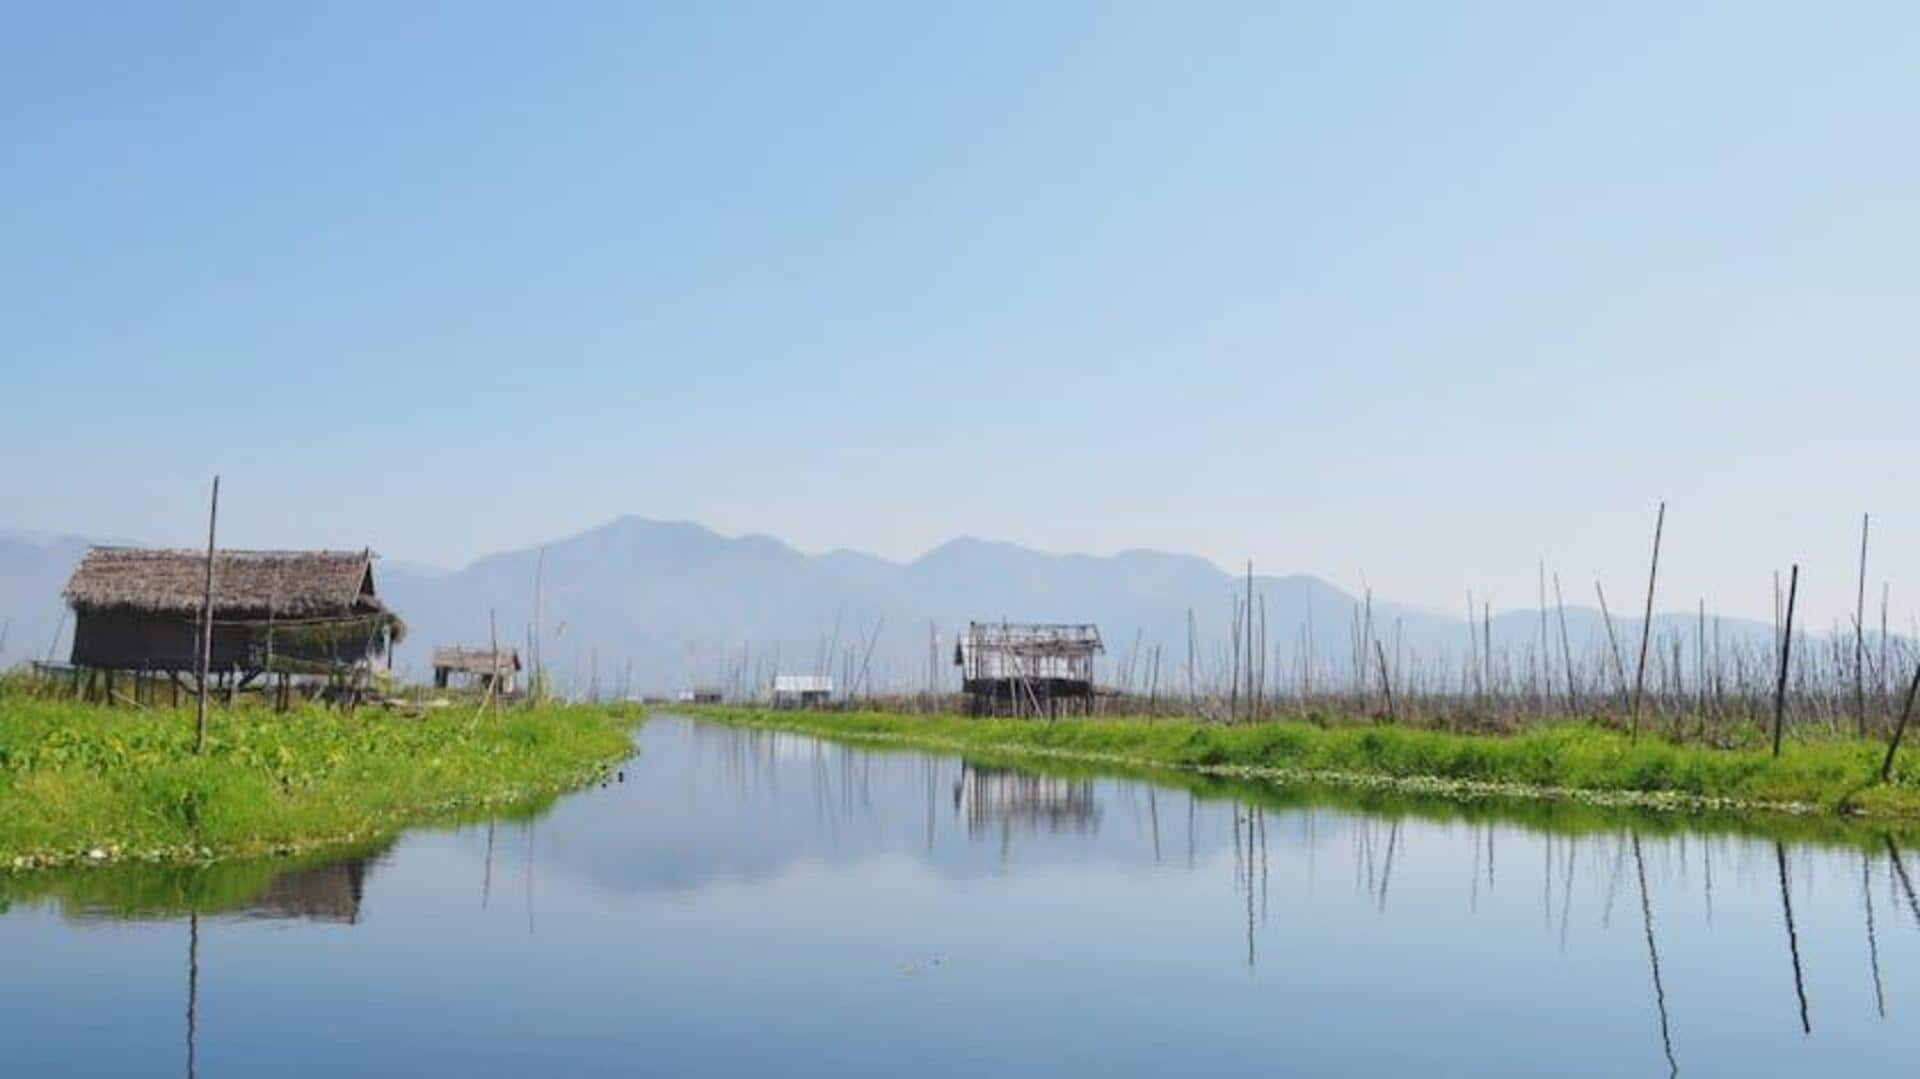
[689,706,1920,821]
[0,697,639,871]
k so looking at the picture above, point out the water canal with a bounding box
[3,715,1917,1076]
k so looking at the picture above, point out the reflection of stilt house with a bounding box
[955,622,1103,717]
[771,675,833,709]
[432,646,521,696]
[952,763,1101,837]
[247,854,376,924]
[61,547,401,698]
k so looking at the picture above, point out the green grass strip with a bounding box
[0,699,640,871]
[686,706,1920,829]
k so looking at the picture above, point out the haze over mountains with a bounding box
[1,516,1795,696]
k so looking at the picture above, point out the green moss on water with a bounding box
[0,699,639,870]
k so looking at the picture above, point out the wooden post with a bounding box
[194,477,219,755]
[1553,574,1578,715]
[1855,513,1869,737]
[1245,561,1256,721]
[1879,660,1920,782]
[1773,564,1799,758]
[1374,638,1396,724]
[1630,501,1665,742]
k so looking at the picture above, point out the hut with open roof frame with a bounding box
[954,621,1103,717]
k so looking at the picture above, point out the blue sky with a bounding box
[4,2,1917,625]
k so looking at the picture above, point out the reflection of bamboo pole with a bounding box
[1888,836,1920,928]
[1776,841,1811,1034]
[1147,787,1160,864]
[185,911,200,1079]
[1632,835,1677,1076]
[482,818,497,910]
[1862,853,1885,1018]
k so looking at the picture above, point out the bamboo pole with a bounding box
[531,547,546,702]
[1245,562,1256,721]
[1374,638,1396,723]
[1879,660,1920,782]
[1855,513,1869,737]
[194,477,219,756]
[1630,501,1666,742]
[1553,573,1577,715]
[1773,565,1799,758]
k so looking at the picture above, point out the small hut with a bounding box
[771,674,833,710]
[431,646,522,696]
[61,547,402,693]
[955,622,1103,717]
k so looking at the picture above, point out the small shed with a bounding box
[432,646,522,696]
[955,622,1103,717]
[771,674,833,710]
[62,547,401,684]
[676,688,723,704]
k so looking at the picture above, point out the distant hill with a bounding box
[1,517,1791,697]
[0,531,96,668]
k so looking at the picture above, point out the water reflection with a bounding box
[0,843,390,924]
[1632,834,1678,1077]
[1778,840,1812,1034]
[952,764,1101,838]
[5,717,1920,1077]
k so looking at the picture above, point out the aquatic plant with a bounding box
[0,698,639,870]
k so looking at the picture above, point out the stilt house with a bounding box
[61,547,402,687]
[955,622,1103,716]
[432,646,522,696]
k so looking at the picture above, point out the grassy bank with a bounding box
[0,699,640,870]
[688,706,1920,820]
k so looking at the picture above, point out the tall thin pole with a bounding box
[531,546,546,702]
[1855,513,1870,737]
[1597,582,1630,711]
[1245,561,1255,721]
[1185,608,1196,717]
[1554,573,1577,715]
[1773,565,1799,758]
[1878,660,1920,782]
[1631,501,1666,742]
[194,477,219,755]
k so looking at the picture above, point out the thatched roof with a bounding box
[63,547,391,622]
[432,646,521,674]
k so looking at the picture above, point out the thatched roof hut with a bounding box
[62,547,402,674]
[431,645,521,693]
[431,646,521,676]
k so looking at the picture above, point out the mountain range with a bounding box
[0,516,1794,697]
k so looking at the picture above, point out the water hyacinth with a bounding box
[0,698,640,870]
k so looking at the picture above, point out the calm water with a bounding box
[5,715,1920,1077]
